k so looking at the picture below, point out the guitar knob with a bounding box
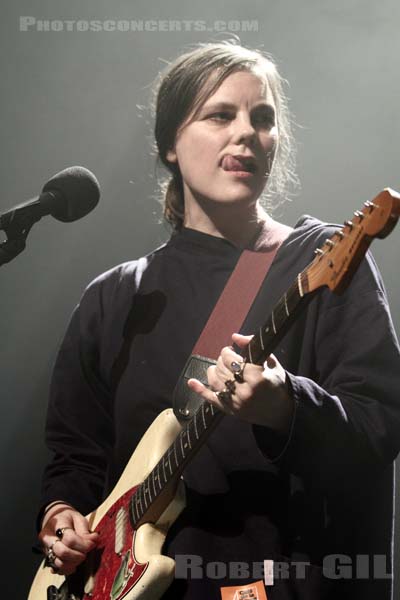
[364,201,378,210]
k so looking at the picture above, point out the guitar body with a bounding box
[28,409,186,600]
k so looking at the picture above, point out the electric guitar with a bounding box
[28,188,400,600]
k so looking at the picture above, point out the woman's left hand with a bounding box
[187,333,294,434]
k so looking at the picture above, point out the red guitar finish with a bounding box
[83,486,148,600]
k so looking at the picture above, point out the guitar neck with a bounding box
[130,271,312,528]
[244,272,311,365]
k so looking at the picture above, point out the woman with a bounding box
[37,42,400,599]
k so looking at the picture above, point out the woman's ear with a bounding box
[166,148,177,163]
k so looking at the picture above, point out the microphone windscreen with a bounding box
[41,166,100,222]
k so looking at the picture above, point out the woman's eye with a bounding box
[252,108,275,128]
[208,112,233,122]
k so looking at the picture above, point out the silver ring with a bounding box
[45,547,58,570]
[231,359,246,383]
[56,526,73,540]
[224,379,236,393]
[216,389,233,403]
[45,538,61,570]
[49,539,61,552]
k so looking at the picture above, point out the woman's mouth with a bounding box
[221,155,257,178]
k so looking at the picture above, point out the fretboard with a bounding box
[246,272,309,365]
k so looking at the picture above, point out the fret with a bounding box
[277,297,288,323]
[173,440,179,468]
[259,326,264,350]
[297,273,304,297]
[180,432,185,460]
[141,483,148,510]
[151,472,157,498]
[137,489,143,515]
[193,411,199,440]
[132,494,139,523]
[286,285,298,313]
[271,309,277,334]
[166,450,173,474]
[162,452,167,483]
[154,464,161,492]
[144,481,152,503]
[284,292,290,316]
[186,425,192,449]
[201,404,207,429]
[248,341,254,364]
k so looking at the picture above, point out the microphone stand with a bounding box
[0,220,34,266]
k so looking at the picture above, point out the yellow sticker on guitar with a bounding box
[220,580,268,600]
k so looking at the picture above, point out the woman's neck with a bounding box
[183,200,274,249]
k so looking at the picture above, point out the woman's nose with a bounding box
[231,114,257,145]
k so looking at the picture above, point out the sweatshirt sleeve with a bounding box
[253,252,400,492]
[39,280,113,518]
[39,261,140,520]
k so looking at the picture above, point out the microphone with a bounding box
[0,166,100,232]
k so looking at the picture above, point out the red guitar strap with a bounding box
[173,236,282,420]
[192,248,278,360]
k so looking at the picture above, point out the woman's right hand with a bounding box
[38,503,99,576]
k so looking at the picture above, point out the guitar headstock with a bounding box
[304,188,400,294]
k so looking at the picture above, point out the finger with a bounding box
[41,512,98,553]
[215,355,233,379]
[71,512,94,536]
[211,361,233,389]
[56,527,98,554]
[220,346,245,372]
[42,539,86,577]
[49,538,87,564]
[231,333,253,348]
[187,378,215,400]
[49,555,65,575]
[71,513,99,545]
[40,531,88,557]
[187,379,233,414]
[50,553,82,577]
[42,531,98,555]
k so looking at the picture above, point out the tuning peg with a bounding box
[314,248,324,256]
[344,220,354,229]
[364,201,378,210]
[354,210,365,220]
[325,239,335,249]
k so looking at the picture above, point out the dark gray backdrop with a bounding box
[1,1,399,598]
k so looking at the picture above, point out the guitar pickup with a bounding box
[115,506,127,556]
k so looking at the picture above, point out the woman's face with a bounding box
[167,69,278,213]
